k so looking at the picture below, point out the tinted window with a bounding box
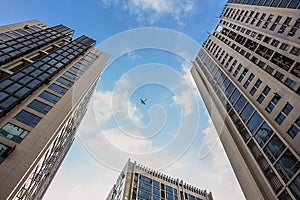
[28,100,52,114]
[0,123,29,143]
[264,135,285,163]
[247,112,263,134]
[48,83,67,95]
[14,110,41,127]
[39,91,60,104]
[275,150,299,183]
[234,95,247,113]
[57,77,73,87]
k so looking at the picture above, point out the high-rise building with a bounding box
[106,160,213,200]
[0,20,109,200]
[191,1,299,200]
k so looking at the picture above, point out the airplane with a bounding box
[140,98,147,105]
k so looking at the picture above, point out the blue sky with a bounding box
[1,0,246,199]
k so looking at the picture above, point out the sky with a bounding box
[1,0,246,199]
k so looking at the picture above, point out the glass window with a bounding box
[15,87,30,98]
[254,122,273,147]
[139,182,152,192]
[229,89,241,105]
[0,79,13,89]
[289,174,300,200]
[276,103,293,125]
[138,190,151,200]
[264,135,286,163]
[290,47,300,56]
[240,103,254,123]
[225,83,235,97]
[18,76,33,85]
[247,112,263,134]
[275,150,299,183]
[265,96,280,113]
[6,83,22,93]
[140,175,152,184]
[14,110,41,127]
[284,78,297,89]
[64,72,77,80]
[166,185,173,193]
[153,180,160,188]
[48,83,67,95]
[0,92,9,102]
[287,117,300,138]
[27,79,40,89]
[0,96,17,109]
[153,187,160,195]
[0,142,13,163]
[234,95,247,113]
[0,123,29,143]
[39,91,60,104]
[56,77,73,87]
[28,100,52,115]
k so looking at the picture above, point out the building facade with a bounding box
[0,20,109,200]
[106,160,213,200]
[191,1,299,200]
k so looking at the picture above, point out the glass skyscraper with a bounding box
[191,1,299,200]
[0,20,109,200]
[106,160,213,200]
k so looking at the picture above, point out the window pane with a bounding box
[28,100,52,114]
[240,103,254,122]
[14,110,41,127]
[229,89,241,105]
[39,91,60,104]
[0,123,29,143]
[48,83,68,95]
[247,112,263,134]
[234,95,247,113]
[254,122,273,147]
[289,175,300,200]
[63,71,77,80]
[264,135,286,163]
[57,77,73,87]
[275,150,299,183]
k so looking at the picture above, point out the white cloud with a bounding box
[92,76,143,129]
[101,126,154,153]
[101,0,196,25]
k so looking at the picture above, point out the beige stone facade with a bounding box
[0,20,109,200]
[106,160,213,200]
[191,1,299,200]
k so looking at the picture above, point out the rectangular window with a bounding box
[275,150,299,183]
[238,68,248,82]
[233,64,242,77]
[254,122,273,147]
[0,123,29,143]
[243,73,255,89]
[0,142,14,163]
[257,86,270,104]
[14,110,41,127]
[287,116,300,138]
[275,103,293,125]
[246,112,263,134]
[284,78,296,89]
[265,95,280,113]
[63,71,77,81]
[28,100,52,115]
[48,83,68,95]
[264,135,286,163]
[240,103,254,123]
[39,91,60,104]
[249,79,262,96]
[56,77,73,87]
